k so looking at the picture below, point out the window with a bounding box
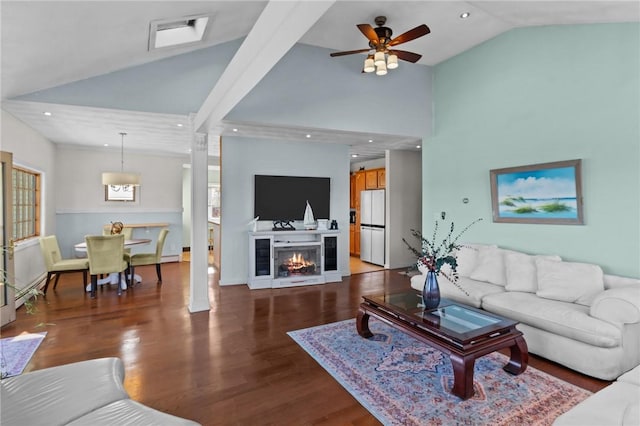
[12,166,40,241]
[208,185,220,219]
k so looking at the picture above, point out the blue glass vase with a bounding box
[422,270,441,310]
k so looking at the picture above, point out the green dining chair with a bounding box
[126,229,169,283]
[39,235,89,295]
[85,234,130,298]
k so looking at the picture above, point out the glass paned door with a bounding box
[1,151,16,326]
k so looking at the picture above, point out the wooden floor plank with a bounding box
[2,262,610,425]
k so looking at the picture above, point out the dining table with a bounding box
[74,238,152,292]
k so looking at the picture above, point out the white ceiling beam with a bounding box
[194,0,335,133]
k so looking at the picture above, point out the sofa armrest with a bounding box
[590,286,640,324]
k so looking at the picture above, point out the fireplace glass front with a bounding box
[274,245,321,278]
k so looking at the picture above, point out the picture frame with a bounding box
[105,184,136,202]
[490,159,583,225]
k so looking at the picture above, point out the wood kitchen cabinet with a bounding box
[377,169,386,188]
[349,224,355,254]
[350,174,356,208]
[354,171,366,202]
[364,168,385,189]
[350,168,383,256]
[365,170,378,189]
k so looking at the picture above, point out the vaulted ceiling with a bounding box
[2,1,638,160]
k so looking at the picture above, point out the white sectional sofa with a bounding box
[410,244,640,381]
[553,364,640,425]
[0,357,200,425]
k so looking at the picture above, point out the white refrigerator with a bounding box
[360,189,385,266]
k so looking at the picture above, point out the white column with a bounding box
[188,115,211,313]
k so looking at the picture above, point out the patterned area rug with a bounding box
[0,332,47,378]
[288,319,591,426]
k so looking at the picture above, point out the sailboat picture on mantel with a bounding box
[303,201,317,230]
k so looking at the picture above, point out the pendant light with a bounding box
[102,132,141,186]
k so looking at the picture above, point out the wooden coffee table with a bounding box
[357,292,528,400]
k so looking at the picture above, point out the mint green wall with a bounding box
[425,23,639,277]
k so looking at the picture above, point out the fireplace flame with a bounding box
[287,253,313,268]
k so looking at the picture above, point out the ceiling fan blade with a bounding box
[357,24,379,45]
[391,50,422,63]
[330,48,371,57]
[388,24,430,46]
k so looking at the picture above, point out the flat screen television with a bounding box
[254,175,330,221]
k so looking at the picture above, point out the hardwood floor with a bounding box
[2,261,610,425]
[349,256,384,274]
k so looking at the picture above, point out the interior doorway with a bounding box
[349,256,384,274]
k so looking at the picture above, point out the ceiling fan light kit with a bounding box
[374,51,386,66]
[363,56,375,73]
[387,54,398,69]
[330,16,430,76]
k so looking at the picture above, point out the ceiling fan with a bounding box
[329,16,430,75]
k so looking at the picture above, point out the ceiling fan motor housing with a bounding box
[372,16,392,49]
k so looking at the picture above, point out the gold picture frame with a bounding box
[490,159,583,225]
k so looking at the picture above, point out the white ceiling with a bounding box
[2,1,638,160]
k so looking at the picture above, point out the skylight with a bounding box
[148,14,212,50]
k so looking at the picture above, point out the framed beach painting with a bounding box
[490,159,583,225]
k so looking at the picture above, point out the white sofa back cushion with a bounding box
[469,246,509,286]
[504,252,562,293]
[535,258,605,306]
[456,243,496,277]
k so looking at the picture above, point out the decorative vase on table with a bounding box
[422,270,441,310]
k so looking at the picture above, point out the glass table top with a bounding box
[366,292,505,335]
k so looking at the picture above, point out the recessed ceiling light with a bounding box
[306,134,311,138]
[416,145,421,149]
[351,154,358,158]
[232,128,238,132]
[176,123,183,127]
[368,139,373,143]
[43,111,52,116]
[104,144,109,147]
[460,12,470,19]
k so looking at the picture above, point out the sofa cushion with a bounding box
[455,243,496,277]
[618,365,640,386]
[482,292,621,348]
[410,274,504,308]
[504,252,562,293]
[469,246,510,286]
[535,258,604,306]
[553,382,639,426]
[0,357,127,426]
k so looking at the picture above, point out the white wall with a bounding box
[220,136,350,285]
[350,158,386,173]
[56,146,184,210]
[386,150,422,269]
[54,146,186,258]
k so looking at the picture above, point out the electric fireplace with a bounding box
[274,244,321,278]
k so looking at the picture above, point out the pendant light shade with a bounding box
[102,132,140,186]
[102,172,141,186]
